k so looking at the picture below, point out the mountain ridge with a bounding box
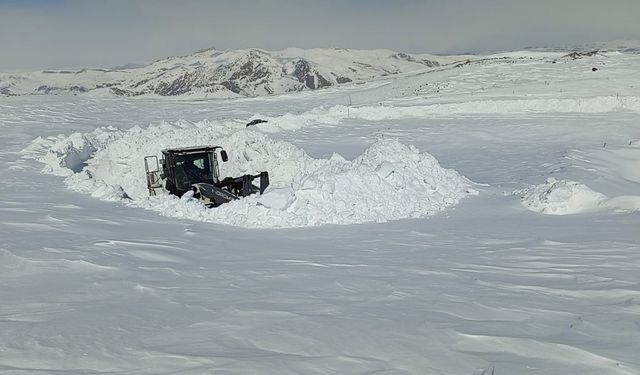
[0,48,462,98]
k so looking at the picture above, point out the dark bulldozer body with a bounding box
[144,146,269,207]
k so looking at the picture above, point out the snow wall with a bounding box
[24,120,476,228]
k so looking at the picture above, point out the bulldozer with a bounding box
[144,146,269,207]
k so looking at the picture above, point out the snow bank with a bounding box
[517,178,640,215]
[24,120,475,228]
[256,96,640,132]
[518,178,608,215]
[21,127,124,176]
[518,142,640,216]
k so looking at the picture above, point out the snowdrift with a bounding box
[255,96,640,132]
[517,178,640,215]
[24,120,476,228]
[518,178,608,215]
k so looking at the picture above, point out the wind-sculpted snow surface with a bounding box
[25,120,475,228]
[5,50,640,374]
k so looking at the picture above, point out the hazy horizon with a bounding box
[1,0,639,70]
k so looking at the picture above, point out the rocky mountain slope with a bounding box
[0,48,458,98]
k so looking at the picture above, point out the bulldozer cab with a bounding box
[144,145,268,207]
[159,146,227,196]
[174,153,211,183]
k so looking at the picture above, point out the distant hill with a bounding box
[0,48,462,98]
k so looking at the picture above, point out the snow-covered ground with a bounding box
[1,50,639,374]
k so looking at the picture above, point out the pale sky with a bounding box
[1,0,639,70]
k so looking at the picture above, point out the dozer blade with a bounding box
[191,182,238,207]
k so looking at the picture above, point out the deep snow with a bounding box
[24,120,475,228]
[1,50,640,374]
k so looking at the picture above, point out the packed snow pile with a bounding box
[518,178,640,215]
[518,178,609,215]
[22,127,125,176]
[24,120,476,228]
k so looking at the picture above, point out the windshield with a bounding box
[174,153,213,187]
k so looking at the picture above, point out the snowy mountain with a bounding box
[0,68,128,97]
[0,48,457,98]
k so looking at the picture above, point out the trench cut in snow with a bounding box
[24,119,475,228]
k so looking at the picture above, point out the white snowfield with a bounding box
[2,49,640,374]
